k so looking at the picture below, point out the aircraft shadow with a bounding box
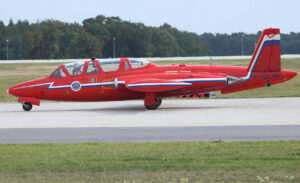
[7,105,228,115]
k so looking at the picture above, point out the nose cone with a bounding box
[8,77,47,98]
[8,85,19,96]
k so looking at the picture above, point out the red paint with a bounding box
[18,97,40,106]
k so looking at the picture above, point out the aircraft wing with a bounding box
[125,79,191,92]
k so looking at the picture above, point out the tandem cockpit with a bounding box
[50,58,150,78]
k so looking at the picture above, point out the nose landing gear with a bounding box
[22,102,33,111]
[18,97,40,111]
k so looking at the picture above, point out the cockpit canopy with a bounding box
[65,62,85,76]
[50,58,149,78]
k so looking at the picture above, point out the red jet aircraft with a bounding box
[8,28,298,111]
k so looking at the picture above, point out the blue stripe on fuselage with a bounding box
[183,80,226,83]
[128,84,190,88]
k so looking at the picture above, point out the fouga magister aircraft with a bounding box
[8,28,298,111]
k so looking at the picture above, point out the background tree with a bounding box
[0,15,299,60]
[73,30,102,58]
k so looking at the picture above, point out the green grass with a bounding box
[0,141,299,182]
[0,58,299,101]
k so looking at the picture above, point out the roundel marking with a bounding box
[71,81,81,91]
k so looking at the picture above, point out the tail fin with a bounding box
[244,28,281,80]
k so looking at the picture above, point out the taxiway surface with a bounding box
[0,98,299,143]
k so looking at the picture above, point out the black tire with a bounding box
[145,104,159,110]
[144,98,161,110]
[22,102,32,111]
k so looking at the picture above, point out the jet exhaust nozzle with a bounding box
[227,76,245,86]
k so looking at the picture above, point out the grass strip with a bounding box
[0,141,299,182]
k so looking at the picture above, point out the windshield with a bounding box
[51,66,66,78]
[129,59,149,69]
[64,62,85,76]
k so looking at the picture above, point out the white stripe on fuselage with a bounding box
[15,77,226,91]
[173,78,227,82]
[17,82,70,89]
[127,83,191,88]
[15,81,125,90]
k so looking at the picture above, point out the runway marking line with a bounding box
[0,121,300,129]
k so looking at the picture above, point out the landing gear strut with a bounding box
[157,97,162,106]
[145,98,162,110]
[22,102,32,111]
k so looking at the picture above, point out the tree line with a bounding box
[0,15,299,60]
[200,31,300,56]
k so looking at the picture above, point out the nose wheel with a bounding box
[22,102,33,111]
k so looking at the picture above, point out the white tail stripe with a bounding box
[242,34,280,80]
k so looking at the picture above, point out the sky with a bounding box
[0,0,300,34]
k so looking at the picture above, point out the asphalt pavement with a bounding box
[0,98,299,143]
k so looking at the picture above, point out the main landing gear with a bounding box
[22,102,33,111]
[145,97,162,110]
